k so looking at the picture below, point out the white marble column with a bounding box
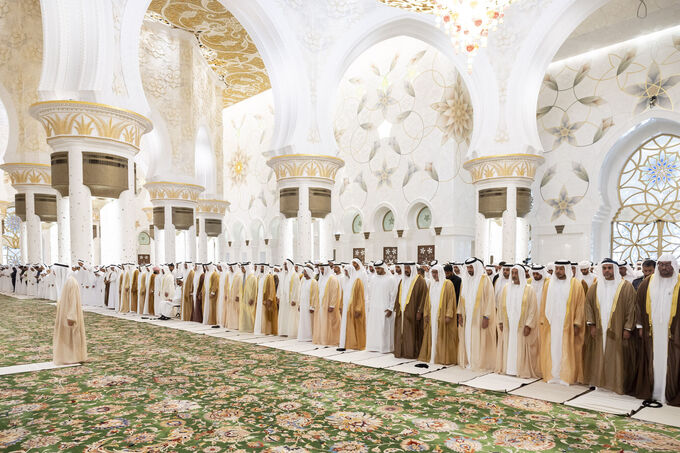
[56,194,70,264]
[517,216,530,263]
[20,222,27,263]
[154,225,163,264]
[93,219,101,265]
[296,185,312,262]
[186,223,196,262]
[42,225,52,264]
[197,216,207,262]
[67,148,93,264]
[24,191,42,263]
[118,161,137,263]
[217,229,226,263]
[474,212,488,261]
[163,206,176,263]
[502,185,517,263]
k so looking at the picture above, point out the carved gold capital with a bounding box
[197,199,230,216]
[0,200,10,218]
[266,154,345,184]
[0,163,52,188]
[29,100,153,150]
[463,154,545,184]
[145,181,204,203]
[143,207,154,223]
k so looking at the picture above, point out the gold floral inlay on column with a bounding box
[463,154,545,183]
[267,154,345,184]
[145,181,205,203]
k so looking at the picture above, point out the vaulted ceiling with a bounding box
[146,0,271,108]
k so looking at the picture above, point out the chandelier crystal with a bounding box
[380,0,517,69]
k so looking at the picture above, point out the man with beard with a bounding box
[418,264,457,365]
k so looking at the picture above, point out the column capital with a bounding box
[142,207,154,224]
[463,153,544,186]
[0,163,52,191]
[197,198,230,219]
[0,200,10,218]
[266,154,344,190]
[29,100,153,152]
[145,181,205,207]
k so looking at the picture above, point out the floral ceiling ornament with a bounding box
[623,62,680,114]
[546,185,581,221]
[373,160,397,188]
[379,0,517,69]
[431,74,473,145]
[546,112,583,148]
[227,147,250,186]
[642,151,679,188]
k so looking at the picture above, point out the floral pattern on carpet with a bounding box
[1,296,680,452]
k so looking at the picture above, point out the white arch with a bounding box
[370,201,399,232]
[406,198,435,231]
[592,111,680,260]
[0,82,19,163]
[320,11,492,159]
[341,206,366,236]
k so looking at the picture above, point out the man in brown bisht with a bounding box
[394,262,427,359]
[181,264,195,321]
[138,268,147,314]
[342,263,366,351]
[130,266,140,313]
[217,264,230,327]
[538,259,585,385]
[496,264,540,378]
[457,257,496,371]
[313,263,343,346]
[53,276,87,365]
[192,264,206,323]
[240,264,258,332]
[205,264,221,325]
[261,267,279,335]
[631,254,680,406]
[419,263,457,365]
[583,258,636,394]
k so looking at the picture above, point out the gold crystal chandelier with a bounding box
[380,0,517,68]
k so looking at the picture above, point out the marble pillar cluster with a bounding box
[463,154,544,264]
[196,198,230,263]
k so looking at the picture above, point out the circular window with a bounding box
[138,231,151,245]
[352,214,362,234]
[382,210,394,231]
[416,206,432,229]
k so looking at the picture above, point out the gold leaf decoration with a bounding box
[147,0,270,108]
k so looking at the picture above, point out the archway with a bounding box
[195,126,216,195]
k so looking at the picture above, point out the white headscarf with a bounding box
[594,259,622,350]
[399,263,416,313]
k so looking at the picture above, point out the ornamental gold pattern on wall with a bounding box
[463,154,545,184]
[29,101,152,150]
[197,199,230,215]
[377,0,437,13]
[0,164,51,187]
[145,182,205,203]
[147,0,270,107]
[267,155,345,184]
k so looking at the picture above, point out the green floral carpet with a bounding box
[1,296,680,452]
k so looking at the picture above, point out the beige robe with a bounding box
[583,280,636,394]
[119,271,130,313]
[313,275,343,346]
[130,269,140,313]
[181,269,195,321]
[53,276,87,365]
[496,285,541,378]
[239,274,258,332]
[138,272,147,314]
[228,273,243,329]
[419,279,458,365]
[457,275,496,370]
[219,273,231,327]
[345,278,366,350]
[147,274,156,316]
[539,277,586,384]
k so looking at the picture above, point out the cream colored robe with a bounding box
[539,277,586,384]
[313,275,342,346]
[496,285,541,378]
[228,272,243,329]
[119,271,130,313]
[345,278,366,351]
[456,275,496,371]
[181,269,195,321]
[53,276,87,365]
[219,272,230,328]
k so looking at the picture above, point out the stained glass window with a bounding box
[382,210,395,232]
[416,206,432,229]
[612,134,680,262]
[2,206,21,265]
[352,214,362,234]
